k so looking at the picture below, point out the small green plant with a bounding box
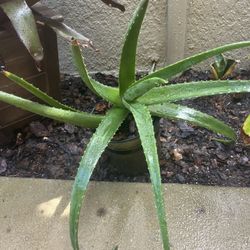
[243,115,250,136]
[210,53,238,79]
[1,0,250,249]
[242,115,250,145]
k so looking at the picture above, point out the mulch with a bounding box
[0,69,250,187]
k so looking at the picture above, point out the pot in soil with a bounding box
[105,117,160,176]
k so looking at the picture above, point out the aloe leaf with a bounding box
[119,0,149,96]
[138,41,250,83]
[70,107,128,250]
[71,40,122,106]
[222,59,238,80]
[1,70,76,111]
[137,80,250,104]
[243,115,250,136]
[37,16,92,48]
[50,22,91,46]
[126,102,170,250]
[31,2,91,47]
[149,103,236,140]
[124,77,166,102]
[0,91,103,128]
[0,0,43,62]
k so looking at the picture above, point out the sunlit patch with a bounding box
[37,197,62,217]
[61,202,71,218]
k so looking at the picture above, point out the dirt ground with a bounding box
[0,70,250,187]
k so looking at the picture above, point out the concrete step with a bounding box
[0,177,249,250]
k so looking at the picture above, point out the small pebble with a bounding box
[218,172,228,181]
[0,158,7,174]
[176,174,185,183]
[29,122,49,138]
[172,148,183,161]
[36,143,48,151]
[64,124,76,134]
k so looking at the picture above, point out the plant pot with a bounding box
[104,118,160,176]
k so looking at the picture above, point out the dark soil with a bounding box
[0,70,250,187]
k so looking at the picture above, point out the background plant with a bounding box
[0,0,124,65]
[242,115,250,145]
[1,0,250,249]
[210,53,238,80]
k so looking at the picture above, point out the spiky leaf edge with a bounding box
[119,0,149,96]
[149,103,236,141]
[71,40,122,106]
[125,101,170,250]
[135,41,250,85]
[70,107,128,250]
[137,80,250,105]
[1,70,76,111]
[0,91,102,128]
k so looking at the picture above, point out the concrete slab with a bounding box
[0,177,250,250]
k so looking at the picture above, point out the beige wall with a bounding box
[42,0,168,74]
[179,0,250,69]
[43,0,250,74]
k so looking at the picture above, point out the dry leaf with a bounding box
[100,0,125,12]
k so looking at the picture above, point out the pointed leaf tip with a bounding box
[0,0,44,62]
[119,0,149,95]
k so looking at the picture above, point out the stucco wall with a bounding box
[184,0,250,69]
[42,0,250,74]
[42,0,168,74]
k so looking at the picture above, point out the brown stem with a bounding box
[100,0,125,12]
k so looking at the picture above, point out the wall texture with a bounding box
[42,0,250,74]
[42,0,168,74]
[185,0,250,69]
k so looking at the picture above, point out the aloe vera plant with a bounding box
[1,0,250,249]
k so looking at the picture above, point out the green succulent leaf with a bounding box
[138,41,250,83]
[149,103,236,141]
[124,77,166,102]
[137,80,250,104]
[211,54,227,79]
[126,102,170,250]
[0,0,43,62]
[31,2,92,47]
[42,21,92,48]
[0,91,103,128]
[70,107,128,250]
[243,115,250,136]
[119,0,149,96]
[71,40,122,106]
[1,70,76,111]
[211,54,238,80]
